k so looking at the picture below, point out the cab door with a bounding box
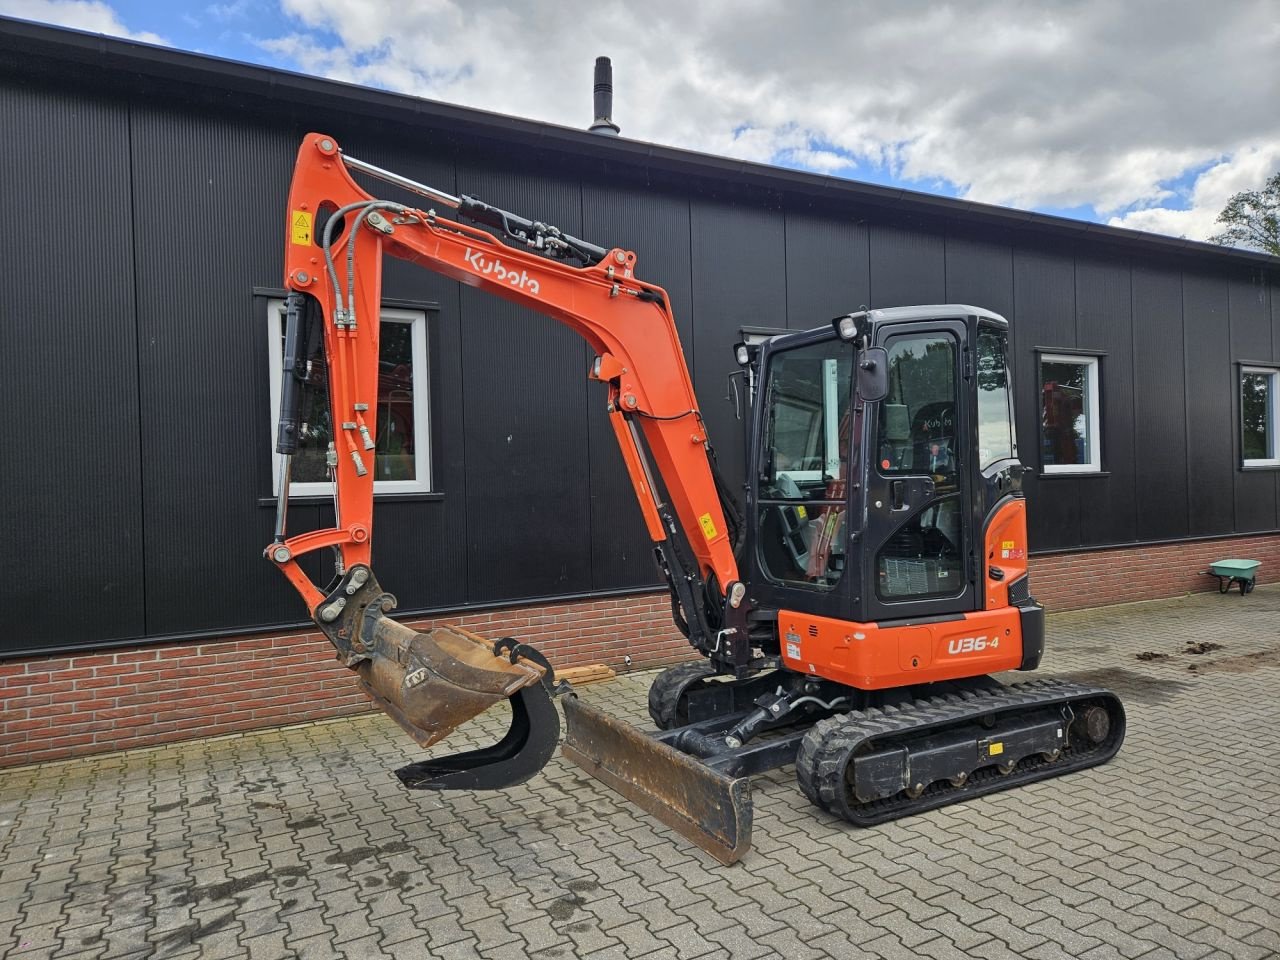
[862,321,976,622]
[746,330,856,621]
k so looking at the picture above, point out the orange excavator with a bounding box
[270,133,1125,864]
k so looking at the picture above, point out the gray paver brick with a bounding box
[3,588,1280,959]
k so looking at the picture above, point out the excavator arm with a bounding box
[269,133,746,793]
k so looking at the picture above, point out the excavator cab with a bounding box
[744,308,1009,629]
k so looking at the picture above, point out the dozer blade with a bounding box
[561,694,752,865]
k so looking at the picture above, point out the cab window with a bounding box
[875,333,964,601]
[757,339,853,589]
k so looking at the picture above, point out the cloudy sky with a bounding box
[5,0,1279,243]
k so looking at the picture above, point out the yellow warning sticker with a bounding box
[291,210,313,246]
[989,741,1004,756]
[1002,540,1016,550]
[796,505,808,520]
[698,513,718,541]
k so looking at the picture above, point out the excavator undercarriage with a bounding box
[564,668,1124,863]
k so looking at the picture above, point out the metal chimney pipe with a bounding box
[588,56,620,136]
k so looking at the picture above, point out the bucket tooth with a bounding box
[561,694,752,865]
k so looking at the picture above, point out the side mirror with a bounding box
[857,347,889,402]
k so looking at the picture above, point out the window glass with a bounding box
[1242,368,1279,465]
[874,332,964,601]
[1040,354,1101,473]
[268,300,431,495]
[976,327,1014,467]
[877,496,965,600]
[757,339,853,589]
[877,335,958,484]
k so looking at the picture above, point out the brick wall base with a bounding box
[3,532,1277,769]
[0,592,685,769]
[1027,532,1280,611]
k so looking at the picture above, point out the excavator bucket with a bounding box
[313,567,562,791]
[561,694,752,865]
[356,619,561,790]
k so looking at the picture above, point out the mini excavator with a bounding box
[269,134,1125,864]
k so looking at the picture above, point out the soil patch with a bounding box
[1185,641,1225,655]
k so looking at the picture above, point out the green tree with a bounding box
[1208,172,1280,255]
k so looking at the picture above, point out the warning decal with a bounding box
[291,210,313,246]
[698,513,718,541]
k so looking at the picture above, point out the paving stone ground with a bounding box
[3,588,1280,959]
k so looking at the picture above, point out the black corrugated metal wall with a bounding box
[3,76,1278,657]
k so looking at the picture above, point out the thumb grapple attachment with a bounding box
[315,565,564,791]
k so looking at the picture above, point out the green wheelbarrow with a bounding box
[1206,559,1261,595]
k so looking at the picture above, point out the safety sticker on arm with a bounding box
[698,513,718,541]
[291,210,313,246]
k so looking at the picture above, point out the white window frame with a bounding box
[1039,353,1102,475]
[267,299,432,496]
[1241,366,1280,468]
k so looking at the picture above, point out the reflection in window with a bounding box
[976,327,1015,467]
[757,339,853,589]
[1242,367,1280,467]
[1040,354,1101,473]
[874,332,964,602]
[267,300,432,496]
[877,336,958,486]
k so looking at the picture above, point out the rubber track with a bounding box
[795,678,1125,826]
[647,661,716,730]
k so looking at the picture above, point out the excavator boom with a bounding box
[270,133,743,794]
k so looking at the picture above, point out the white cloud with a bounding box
[205,1,251,21]
[254,0,1278,242]
[1109,145,1280,241]
[0,0,166,44]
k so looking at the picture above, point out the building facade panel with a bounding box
[580,183,696,591]
[689,197,788,491]
[943,233,1015,320]
[454,163,598,602]
[1075,256,1137,546]
[130,107,302,636]
[1131,266,1190,541]
[1,86,146,652]
[868,222,946,307]
[781,209,872,330]
[1183,273,1236,536]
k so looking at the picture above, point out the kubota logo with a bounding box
[463,247,540,295]
[947,635,998,655]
